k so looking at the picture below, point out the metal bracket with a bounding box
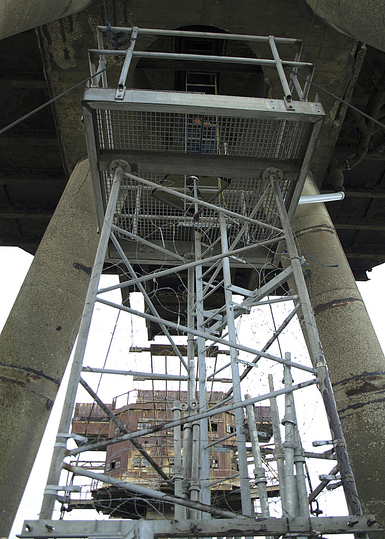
[109,160,130,174]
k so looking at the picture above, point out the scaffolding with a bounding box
[20,28,380,538]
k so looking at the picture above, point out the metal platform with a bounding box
[81,27,324,264]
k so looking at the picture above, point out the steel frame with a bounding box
[30,166,379,537]
[21,28,381,539]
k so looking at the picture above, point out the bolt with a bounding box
[367,519,377,527]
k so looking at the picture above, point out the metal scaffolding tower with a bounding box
[20,28,380,538]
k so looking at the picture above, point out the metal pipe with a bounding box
[97,26,303,45]
[219,213,252,517]
[193,177,210,510]
[282,362,297,517]
[39,165,124,519]
[115,27,139,100]
[268,36,292,100]
[245,394,270,517]
[190,420,201,518]
[182,267,196,514]
[173,402,184,519]
[130,51,313,69]
[82,366,188,380]
[268,374,286,514]
[298,192,345,205]
[291,383,310,518]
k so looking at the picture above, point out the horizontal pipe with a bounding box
[82,367,188,380]
[97,26,302,45]
[298,192,345,205]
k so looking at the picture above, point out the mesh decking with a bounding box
[103,172,290,244]
[96,110,306,160]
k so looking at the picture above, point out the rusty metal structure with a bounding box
[71,390,274,517]
[17,27,381,539]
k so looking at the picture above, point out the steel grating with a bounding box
[82,28,325,264]
[96,110,307,160]
[102,171,290,244]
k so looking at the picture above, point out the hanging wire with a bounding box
[301,0,321,62]
[0,56,125,137]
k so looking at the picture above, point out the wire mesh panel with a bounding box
[96,110,307,160]
[103,172,290,245]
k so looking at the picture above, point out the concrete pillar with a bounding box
[0,0,94,41]
[293,176,385,530]
[305,0,385,52]
[0,159,98,537]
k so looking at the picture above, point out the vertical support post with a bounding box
[245,394,270,517]
[39,165,124,519]
[173,402,183,519]
[271,178,363,517]
[219,213,253,517]
[282,360,297,517]
[190,420,201,518]
[193,176,210,510]
[268,375,286,514]
[182,268,196,511]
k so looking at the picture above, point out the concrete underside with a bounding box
[1,1,385,537]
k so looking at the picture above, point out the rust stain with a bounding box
[314,297,363,315]
[0,375,26,387]
[344,374,385,397]
[0,361,60,385]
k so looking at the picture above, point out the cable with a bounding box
[301,0,320,62]
[0,56,125,136]
[283,248,338,268]
[285,66,385,131]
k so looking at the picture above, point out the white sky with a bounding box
[1,246,384,538]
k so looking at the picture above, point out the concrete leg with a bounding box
[293,176,385,530]
[0,159,98,537]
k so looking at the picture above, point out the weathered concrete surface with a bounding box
[0,0,95,40]
[306,0,385,52]
[37,0,360,186]
[0,159,99,537]
[293,176,385,531]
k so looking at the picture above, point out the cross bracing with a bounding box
[21,28,381,539]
